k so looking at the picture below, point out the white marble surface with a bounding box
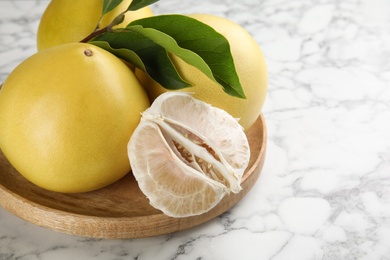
[1,0,390,259]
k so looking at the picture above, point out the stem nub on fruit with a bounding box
[84,49,94,57]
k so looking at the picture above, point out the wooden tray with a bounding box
[0,115,266,239]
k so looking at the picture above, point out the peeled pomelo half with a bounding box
[128,92,250,218]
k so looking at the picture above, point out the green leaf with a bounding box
[127,25,215,82]
[127,0,159,11]
[92,41,145,70]
[102,0,123,16]
[91,31,191,90]
[129,14,245,98]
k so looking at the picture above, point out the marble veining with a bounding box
[1,0,390,259]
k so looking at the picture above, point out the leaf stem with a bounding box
[80,11,127,43]
[80,26,110,43]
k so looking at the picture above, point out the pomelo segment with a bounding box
[128,92,250,217]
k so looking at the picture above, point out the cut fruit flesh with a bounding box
[128,92,250,217]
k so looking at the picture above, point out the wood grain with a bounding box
[0,114,267,239]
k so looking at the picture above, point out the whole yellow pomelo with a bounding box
[135,14,268,130]
[37,0,153,50]
[0,43,150,193]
